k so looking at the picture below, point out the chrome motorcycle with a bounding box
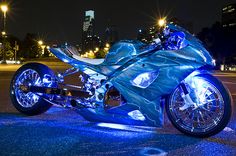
[10,24,232,137]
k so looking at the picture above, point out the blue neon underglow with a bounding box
[96,123,156,133]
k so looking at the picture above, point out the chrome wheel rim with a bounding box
[13,69,42,108]
[169,77,225,133]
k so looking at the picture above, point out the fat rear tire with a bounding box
[10,63,56,115]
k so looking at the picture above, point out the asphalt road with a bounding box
[0,64,236,156]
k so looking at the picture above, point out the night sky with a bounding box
[4,0,236,44]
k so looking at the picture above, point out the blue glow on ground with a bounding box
[97,123,156,133]
[0,106,235,155]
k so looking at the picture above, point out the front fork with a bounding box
[179,83,197,111]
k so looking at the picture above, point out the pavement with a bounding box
[0,63,236,156]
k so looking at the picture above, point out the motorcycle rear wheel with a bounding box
[10,63,56,115]
[166,74,232,137]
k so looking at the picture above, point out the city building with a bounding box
[222,3,236,28]
[82,10,95,51]
[83,10,95,37]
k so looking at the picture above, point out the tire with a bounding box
[166,74,232,137]
[10,63,56,116]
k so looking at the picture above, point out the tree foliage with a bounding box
[18,33,41,59]
[198,22,236,65]
[0,40,14,60]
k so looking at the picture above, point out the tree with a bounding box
[197,22,235,65]
[95,49,107,58]
[43,47,50,57]
[19,33,41,59]
[0,40,14,60]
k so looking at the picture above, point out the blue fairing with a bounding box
[49,24,215,127]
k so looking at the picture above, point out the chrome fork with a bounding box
[179,83,198,111]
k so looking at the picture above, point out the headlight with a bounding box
[131,71,159,88]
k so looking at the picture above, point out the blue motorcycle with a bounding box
[10,24,232,137]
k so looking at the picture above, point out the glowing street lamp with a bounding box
[0,4,8,64]
[1,31,6,36]
[158,18,166,27]
[38,40,43,45]
[105,43,110,48]
[1,5,8,13]
[1,4,8,32]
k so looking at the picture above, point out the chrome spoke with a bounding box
[14,69,42,108]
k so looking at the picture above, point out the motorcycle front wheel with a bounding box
[166,74,232,137]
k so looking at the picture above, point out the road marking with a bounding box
[223,81,236,85]
[214,74,236,77]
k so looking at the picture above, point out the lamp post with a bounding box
[1,4,8,32]
[1,4,8,64]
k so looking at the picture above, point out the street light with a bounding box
[1,4,8,64]
[1,31,6,36]
[158,18,166,27]
[1,4,8,32]
[105,43,110,48]
[38,40,43,45]
[0,5,8,12]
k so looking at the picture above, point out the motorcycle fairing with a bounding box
[49,24,215,127]
[77,44,213,127]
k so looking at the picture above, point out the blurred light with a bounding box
[104,47,109,51]
[212,59,216,66]
[95,47,99,52]
[1,31,6,36]
[46,46,50,49]
[105,43,110,48]
[158,18,166,27]
[0,4,8,13]
[62,58,69,63]
[5,60,21,64]
[220,65,225,71]
[38,40,43,45]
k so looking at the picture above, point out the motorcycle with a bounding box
[10,23,232,137]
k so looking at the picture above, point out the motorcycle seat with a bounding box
[53,46,105,65]
[72,55,105,65]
